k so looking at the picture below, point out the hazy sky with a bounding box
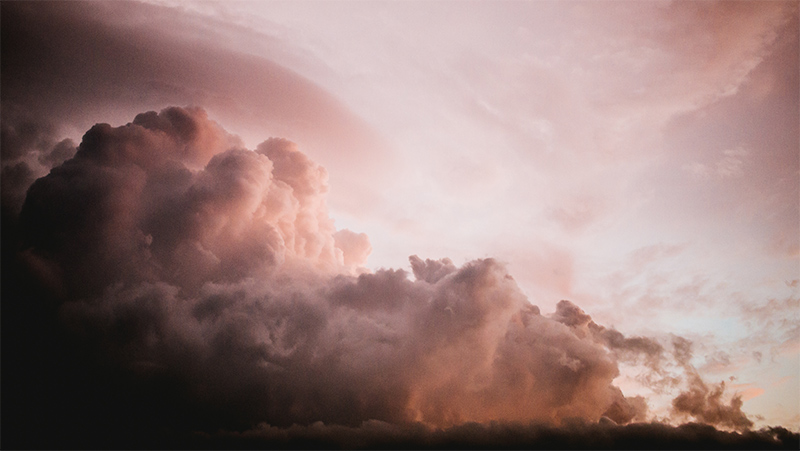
[1,1,798,448]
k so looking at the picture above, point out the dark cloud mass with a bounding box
[15,107,631,428]
[0,106,78,214]
[2,106,795,449]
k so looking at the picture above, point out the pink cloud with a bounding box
[15,107,741,436]
[3,0,797,445]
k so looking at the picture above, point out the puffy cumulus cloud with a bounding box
[0,1,390,221]
[19,107,358,300]
[334,229,372,268]
[409,254,457,284]
[6,107,768,447]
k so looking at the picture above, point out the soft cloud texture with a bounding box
[6,107,773,449]
[20,107,361,300]
[0,1,389,217]
[670,337,753,431]
[17,108,645,428]
[2,0,798,447]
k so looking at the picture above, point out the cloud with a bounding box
[3,107,776,448]
[2,0,797,445]
[0,106,78,214]
[672,376,754,431]
[334,229,372,268]
[0,1,390,219]
[551,300,664,369]
[409,255,457,284]
[682,146,751,180]
[668,337,754,431]
[1,108,664,436]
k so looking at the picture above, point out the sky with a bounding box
[1,1,798,449]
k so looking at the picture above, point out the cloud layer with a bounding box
[18,107,638,427]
